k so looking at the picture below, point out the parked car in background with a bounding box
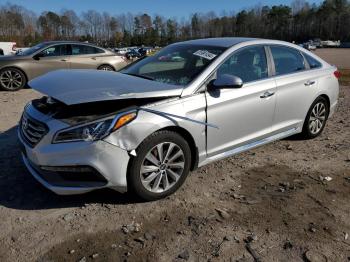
[321,40,341,47]
[114,48,128,55]
[138,47,154,56]
[302,41,317,51]
[138,47,148,57]
[312,38,323,48]
[19,38,339,200]
[0,41,127,91]
[0,42,17,56]
[15,47,30,54]
[125,49,143,59]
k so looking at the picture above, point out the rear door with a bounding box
[69,44,106,69]
[206,45,277,157]
[30,44,71,79]
[269,45,318,133]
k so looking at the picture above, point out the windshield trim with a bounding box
[17,43,51,56]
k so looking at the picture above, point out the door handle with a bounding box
[61,59,68,62]
[304,80,316,86]
[91,57,97,60]
[260,91,275,98]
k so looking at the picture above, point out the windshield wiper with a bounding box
[124,73,154,81]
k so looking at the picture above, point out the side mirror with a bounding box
[33,53,44,60]
[210,74,243,89]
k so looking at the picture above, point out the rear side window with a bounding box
[303,53,322,69]
[270,46,306,76]
[71,45,105,55]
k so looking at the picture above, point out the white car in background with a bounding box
[0,42,17,55]
[321,40,341,47]
[114,48,129,55]
[302,42,317,51]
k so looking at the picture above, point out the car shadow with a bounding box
[0,125,141,211]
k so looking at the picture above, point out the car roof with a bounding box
[177,37,258,48]
[41,41,104,48]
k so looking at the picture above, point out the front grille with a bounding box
[20,113,48,147]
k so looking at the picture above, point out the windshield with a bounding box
[121,44,226,86]
[17,43,49,56]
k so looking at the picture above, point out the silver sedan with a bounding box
[18,38,339,200]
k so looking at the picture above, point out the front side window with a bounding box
[39,45,70,57]
[121,44,226,86]
[270,46,306,75]
[217,46,268,83]
[71,45,104,55]
[40,45,61,57]
[303,53,322,69]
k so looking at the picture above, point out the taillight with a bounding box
[12,43,17,51]
[334,70,341,79]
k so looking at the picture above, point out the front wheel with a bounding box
[128,130,192,201]
[97,65,114,71]
[301,97,329,139]
[0,68,26,91]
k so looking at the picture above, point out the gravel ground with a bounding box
[0,49,349,262]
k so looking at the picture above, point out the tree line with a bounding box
[0,0,349,47]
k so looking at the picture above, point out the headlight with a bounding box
[53,111,137,143]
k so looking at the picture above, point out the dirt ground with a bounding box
[314,49,350,69]
[0,49,349,262]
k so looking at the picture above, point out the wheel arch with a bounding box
[0,66,28,83]
[319,94,330,110]
[157,126,199,171]
[125,125,199,172]
[97,64,115,71]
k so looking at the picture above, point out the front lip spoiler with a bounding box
[21,153,106,195]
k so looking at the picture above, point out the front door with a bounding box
[30,44,70,79]
[206,45,276,157]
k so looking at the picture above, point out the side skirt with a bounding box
[199,128,299,167]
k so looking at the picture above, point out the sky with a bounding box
[2,0,323,18]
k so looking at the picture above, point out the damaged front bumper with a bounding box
[18,107,131,195]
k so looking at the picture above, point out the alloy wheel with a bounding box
[0,69,23,90]
[99,65,113,71]
[309,102,326,135]
[140,142,185,193]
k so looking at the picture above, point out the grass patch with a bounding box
[339,69,350,86]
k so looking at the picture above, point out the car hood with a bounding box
[0,55,29,61]
[28,69,183,105]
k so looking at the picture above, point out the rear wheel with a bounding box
[0,68,26,91]
[128,130,192,201]
[97,65,114,71]
[301,97,329,139]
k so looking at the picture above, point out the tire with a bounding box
[128,130,192,201]
[97,65,114,71]
[0,67,26,91]
[300,96,329,139]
